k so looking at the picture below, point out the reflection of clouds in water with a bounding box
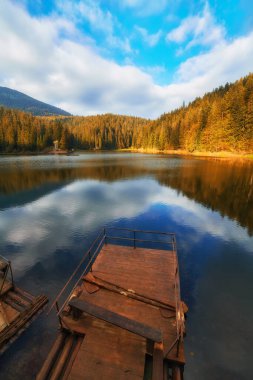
[151,185,253,251]
[0,178,252,277]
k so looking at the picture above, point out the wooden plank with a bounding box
[53,242,185,380]
[0,260,8,272]
[0,277,13,296]
[69,351,143,380]
[69,298,162,343]
[92,244,177,305]
[0,301,19,332]
[84,272,176,310]
[50,335,74,380]
[63,244,184,364]
[68,320,146,380]
[152,342,164,380]
[36,332,66,380]
[172,366,182,380]
[7,291,32,308]
[61,336,83,380]
[0,295,48,352]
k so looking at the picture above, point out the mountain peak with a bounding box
[0,86,71,116]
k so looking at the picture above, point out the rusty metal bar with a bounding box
[8,261,14,287]
[106,236,174,246]
[165,337,179,357]
[105,227,175,236]
[0,265,9,297]
[56,235,106,317]
[48,229,105,314]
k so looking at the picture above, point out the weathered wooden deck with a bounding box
[0,256,48,354]
[38,229,186,380]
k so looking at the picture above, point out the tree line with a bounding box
[0,73,253,153]
[132,73,253,152]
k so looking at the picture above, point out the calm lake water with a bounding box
[0,152,252,380]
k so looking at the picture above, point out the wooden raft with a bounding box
[0,257,48,354]
[38,242,186,380]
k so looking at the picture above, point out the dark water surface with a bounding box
[0,152,252,379]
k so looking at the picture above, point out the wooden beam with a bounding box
[69,298,162,343]
[36,332,66,380]
[152,342,164,380]
[84,273,176,311]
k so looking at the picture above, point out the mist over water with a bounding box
[0,152,252,379]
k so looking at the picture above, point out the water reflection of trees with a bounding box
[157,159,253,235]
[0,157,252,235]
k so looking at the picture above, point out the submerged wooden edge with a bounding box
[0,289,48,354]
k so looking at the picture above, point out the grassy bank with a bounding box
[119,148,253,160]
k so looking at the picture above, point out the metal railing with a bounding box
[166,247,185,357]
[49,227,184,356]
[0,255,14,297]
[48,229,106,315]
[104,227,177,250]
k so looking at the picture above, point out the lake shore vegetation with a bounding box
[0,73,253,156]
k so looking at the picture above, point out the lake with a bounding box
[0,152,252,380]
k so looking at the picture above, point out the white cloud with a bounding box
[0,1,253,118]
[176,32,253,84]
[121,0,167,16]
[166,3,225,50]
[135,26,162,47]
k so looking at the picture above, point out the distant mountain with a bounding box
[0,86,71,116]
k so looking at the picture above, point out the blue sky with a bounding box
[0,0,253,117]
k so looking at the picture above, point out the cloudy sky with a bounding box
[0,0,253,118]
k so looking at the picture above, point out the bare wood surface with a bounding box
[68,320,146,380]
[0,294,48,352]
[0,260,8,272]
[69,298,162,343]
[0,301,19,332]
[92,245,176,305]
[61,336,84,380]
[58,244,185,379]
[36,332,66,380]
[172,366,182,380]
[0,302,10,329]
[50,335,74,380]
[152,342,164,380]
[8,291,31,308]
[0,277,12,296]
[84,272,176,310]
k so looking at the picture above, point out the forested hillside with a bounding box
[0,73,253,153]
[0,87,71,116]
[61,114,148,149]
[0,109,147,152]
[132,74,253,152]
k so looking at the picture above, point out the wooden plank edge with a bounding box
[0,295,48,353]
[69,297,162,343]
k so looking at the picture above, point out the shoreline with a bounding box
[119,148,253,160]
[1,148,253,160]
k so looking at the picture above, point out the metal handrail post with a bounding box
[9,261,14,286]
[0,267,8,297]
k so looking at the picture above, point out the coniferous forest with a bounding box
[0,73,253,154]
